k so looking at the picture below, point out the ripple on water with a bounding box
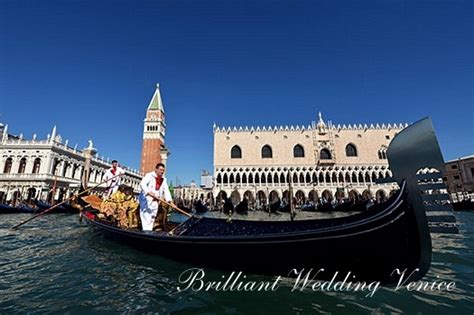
[0,212,473,314]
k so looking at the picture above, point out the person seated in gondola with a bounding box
[235,197,249,215]
[194,194,208,214]
[139,163,173,231]
[223,197,234,215]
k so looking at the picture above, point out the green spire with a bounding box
[148,83,164,111]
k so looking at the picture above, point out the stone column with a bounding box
[11,158,20,174]
[82,146,97,189]
[25,158,35,175]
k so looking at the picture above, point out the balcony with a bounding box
[317,159,336,166]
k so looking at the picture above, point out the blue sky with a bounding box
[1,0,472,184]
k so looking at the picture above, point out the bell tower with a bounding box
[140,83,169,173]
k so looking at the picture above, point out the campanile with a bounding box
[140,83,169,173]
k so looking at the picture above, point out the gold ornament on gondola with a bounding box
[98,186,140,228]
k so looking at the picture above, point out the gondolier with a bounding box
[139,163,173,231]
[104,160,125,196]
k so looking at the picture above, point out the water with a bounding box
[1,211,473,314]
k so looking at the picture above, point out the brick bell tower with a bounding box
[140,83,170,173]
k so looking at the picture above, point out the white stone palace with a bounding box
[213,113,406,206]
[0,123,142,204]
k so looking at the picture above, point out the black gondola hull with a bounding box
[84,187,425,284]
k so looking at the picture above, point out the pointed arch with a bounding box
[352,173,357,183]
[280,173,286,184]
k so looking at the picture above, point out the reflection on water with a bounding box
[0,212,473,314]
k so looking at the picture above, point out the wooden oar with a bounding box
[158,198,192,218]
[11,173,124,230]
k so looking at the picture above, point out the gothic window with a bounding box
[216,173,222,184]
[261,145,273,158]
[231,146,242,159]
[267,173,272,184]
[293,145,305,158]
[18,158,27,174]
[320,148,332,160]
[345,144,358,157]
[32,158,41,174]
[3,158,12,173]
[280,173,285,184]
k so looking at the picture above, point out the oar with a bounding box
[158,198,192,218]
[11,173,124,230]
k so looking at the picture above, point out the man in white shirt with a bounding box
[104,160,125,196]
[139,163,173,231]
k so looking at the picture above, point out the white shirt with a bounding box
[104,166,125,190]
[139,171,172,210]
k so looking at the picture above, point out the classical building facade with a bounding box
[140,84,170,173]
[444,155,474,201]
[0,124,142,204]
[213,113,406,206]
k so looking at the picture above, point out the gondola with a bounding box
[36,200,78,214]
[0,203,38,214]
[82,117,458,284]
[452,200,474,211]
[0,204,17,214]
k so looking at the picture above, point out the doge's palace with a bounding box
[213,113,406,206]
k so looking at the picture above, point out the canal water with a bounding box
[0,211,473,314]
